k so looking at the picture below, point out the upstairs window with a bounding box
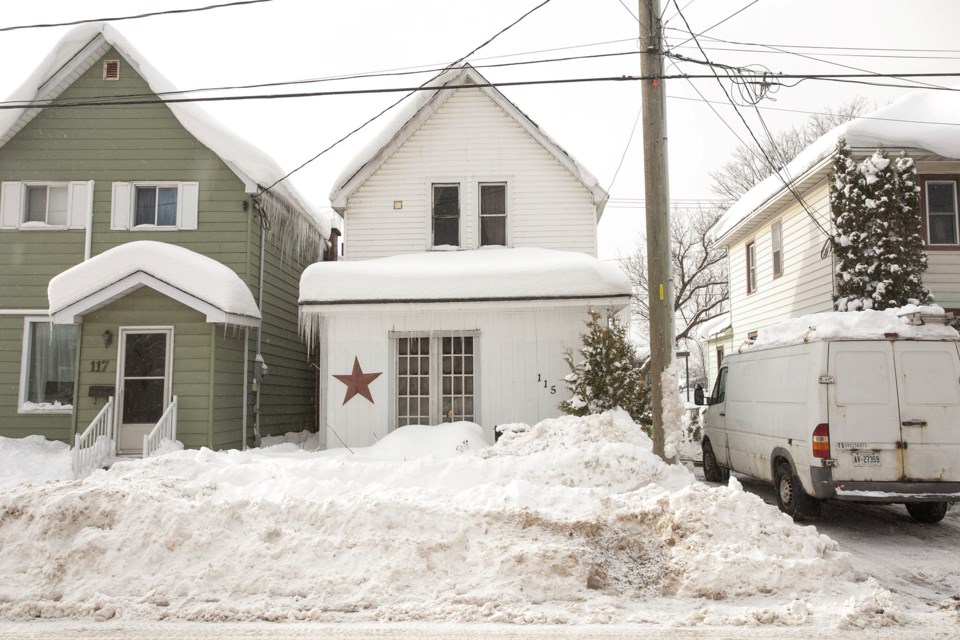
[479,183,507,246]
[924,180,959,246]
[432,184,459,247]
[110,181,199,231]
[771,220,783,278]
[0,181,93,230]
[746,240,757,293]
[135,186,179,227]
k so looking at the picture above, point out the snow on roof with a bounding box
[697,312,732,340]
[328,64,607,215]
[48,241,261,324]
[299,247,632,306]
[714,87,960,242]
[747,305,958,351]
[0,23,331,239]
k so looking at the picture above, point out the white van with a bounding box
[696,315,960,523]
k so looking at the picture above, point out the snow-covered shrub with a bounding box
[559,310,650,428]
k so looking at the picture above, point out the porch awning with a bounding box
[48,241,261,327]
[299,247,632,308]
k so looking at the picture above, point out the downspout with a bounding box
[242,325,249,450]
[254,199,267,448]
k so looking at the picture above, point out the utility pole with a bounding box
[638,0,675,461]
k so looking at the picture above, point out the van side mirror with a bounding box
[694,384,706,406]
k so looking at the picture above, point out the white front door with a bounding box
[894,341,960,482]
[116,328,173,455]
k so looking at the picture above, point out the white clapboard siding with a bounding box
[728,184,835,344]
[344,88,598,260]
[322,304,606,449]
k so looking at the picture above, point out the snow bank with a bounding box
[0,435,73,483]
[300,247,632,305]
[48,241,261,322]
[748,304,958,350]
[0,410,888,627]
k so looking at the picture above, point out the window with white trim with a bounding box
[431,183,459,247]
[745,240,757,293]
[19,319,77,412]
[110,181,199,230]
[771,220,783,278]
[0,181,93,230]
[924,180,959,245]
[394,332,477,427]
[479,183,507,246]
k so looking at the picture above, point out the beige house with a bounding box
[706,89,960,386]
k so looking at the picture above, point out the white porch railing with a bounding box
[73,396,116,479]
[143,395,178,459]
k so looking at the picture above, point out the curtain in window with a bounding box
[27,322,77,405]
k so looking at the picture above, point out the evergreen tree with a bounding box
[830,139,931,310]
[559,310,650,426]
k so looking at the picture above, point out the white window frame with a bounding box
[924,179,960,246]
[429,182,462,249]
[745,240,757,294]
[0,180,93,230]
[478,180,510,247]
[18,316,78,414]
[110,181,199,231]
[771,219,783,278]
[388,330,480,429]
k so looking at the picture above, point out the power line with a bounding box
[0,0,273,32]
[673,0,762,49]
[259,0,556,194]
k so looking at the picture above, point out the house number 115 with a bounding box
[537,373,557,394]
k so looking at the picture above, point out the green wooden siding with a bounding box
[0,46,320,445]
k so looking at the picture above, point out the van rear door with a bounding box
[827,341,902,482]
[893,341,960,482]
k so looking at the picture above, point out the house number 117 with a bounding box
[537,373,557,394]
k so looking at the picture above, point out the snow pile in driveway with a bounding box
[0,411,880,626]
[0,435,72,483]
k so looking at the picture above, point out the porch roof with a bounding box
[48,241,261,327]
[299,247,632,307]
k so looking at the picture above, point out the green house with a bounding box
[0,24,332,465]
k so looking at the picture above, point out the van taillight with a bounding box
[812,423,830,459]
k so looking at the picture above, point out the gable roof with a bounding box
[713,87,960,245]
[329,64,608,215]
[0,23,332,247]
[49,241,261,327]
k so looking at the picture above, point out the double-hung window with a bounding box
[393,332,477,427]
[745,240,757,293]
[479,183,507,246]
[19,318,77,412]
[771,220,783,278]
[0,181,93,230]
[924,180,959,246]
[432,184,460,247]
[110,181,199,230]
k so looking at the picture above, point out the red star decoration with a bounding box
[333,357,382,405]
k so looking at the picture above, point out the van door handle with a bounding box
[719,411,725,417]
[901,419,927,427]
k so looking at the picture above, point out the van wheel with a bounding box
[906,502,948,524]
[702,440,730,483]
[774,462,820,520]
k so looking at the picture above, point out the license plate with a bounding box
[852,453,881,467]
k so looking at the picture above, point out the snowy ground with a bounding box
[0,412,957,638]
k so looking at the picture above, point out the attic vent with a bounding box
[103,59,120,81]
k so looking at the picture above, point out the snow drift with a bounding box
[0,411,895,627]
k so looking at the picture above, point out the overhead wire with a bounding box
[259,0,556,194]
[0,0,273,32]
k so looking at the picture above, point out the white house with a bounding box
[300,65,632,448]
[706,89,960,383]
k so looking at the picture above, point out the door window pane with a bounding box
[122,379,165,423]
[124,333,167,377]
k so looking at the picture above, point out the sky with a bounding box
[1,0,959,259]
